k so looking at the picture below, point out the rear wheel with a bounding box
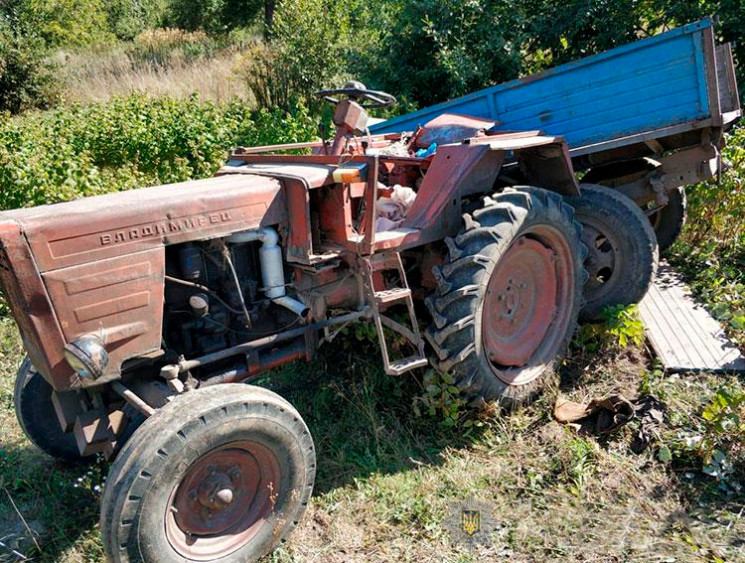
[566,184,658,320]
[101,384,315,563]
[425,187,586,408]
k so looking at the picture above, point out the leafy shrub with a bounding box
[413,369,466,427]
[0,28,59,114]
[602,304,645,348]
[6,0,114,48]
[0,94,316,211]
[668,126,745,345]
[105,0,168,41]
[665,386,745,492]
[236,0,351,111]
[165,0,263,35]
[573,304,645,352]
[359,0,523,108]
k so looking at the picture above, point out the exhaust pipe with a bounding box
[227,227,309,318]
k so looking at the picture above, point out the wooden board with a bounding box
[639,261,745,372]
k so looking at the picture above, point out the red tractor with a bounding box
[1,85,659,561]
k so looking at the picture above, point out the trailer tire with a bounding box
[13,357,94,464]
[425,187,586,409]
[648,186,686,252]
[101,384,315,563]
[582,159,686,251]
[566,184,658,321]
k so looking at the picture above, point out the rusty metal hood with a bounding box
[0,173,285,272]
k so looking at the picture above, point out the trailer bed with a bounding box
[371,19,740,157]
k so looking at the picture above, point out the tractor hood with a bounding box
[0,172,289,390]
[0,173,285,273]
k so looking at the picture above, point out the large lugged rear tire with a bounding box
[425,187,586,408]
[14,357,94,464]
[566,184,658,321]
[100,384,316,563]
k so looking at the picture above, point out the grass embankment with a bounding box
[57,29,255,105]
[1,317,743,562]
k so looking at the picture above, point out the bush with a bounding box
[236,0,351,111]
[358,0,524,108]
[0,29,58,114]
[105,0,168,41]
[0,94,316,211]
[668,126,745,345]
[164,0,263,35]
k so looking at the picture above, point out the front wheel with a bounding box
[425,187,586,408]
[100,384,316,562]
[14,357,94,464]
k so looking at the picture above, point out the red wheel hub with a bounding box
[165,441,280,561]
[483,237,557,367]
[481,227,575,386]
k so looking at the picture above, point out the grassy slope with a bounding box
[1,315,743,562]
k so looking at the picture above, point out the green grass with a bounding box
[1,315,743,562]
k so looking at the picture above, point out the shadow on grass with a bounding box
[255,339,491,494]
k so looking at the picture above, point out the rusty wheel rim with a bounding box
[580,220,621,299]
[165,441,280,561]
[482,228,575,385]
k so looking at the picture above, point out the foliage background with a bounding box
[0,1,744,560]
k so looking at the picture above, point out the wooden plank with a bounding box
[639,261,745,372]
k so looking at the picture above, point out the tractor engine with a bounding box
[162,232,309,370]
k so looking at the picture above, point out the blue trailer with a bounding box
[371,18,741,250]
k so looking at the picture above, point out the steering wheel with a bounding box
[315,81,396,109]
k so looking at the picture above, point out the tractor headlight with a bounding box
[64,334,109,380]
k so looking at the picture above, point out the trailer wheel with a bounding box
[566,184,658,321]
[583,160,686,251]
[425,187,586,408]
[100,384,315,563]
[13,357,94,464]
[648,186,686,251]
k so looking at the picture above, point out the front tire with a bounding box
[100,384,316,562]
[425,187,586,408]
[14,357,93,464]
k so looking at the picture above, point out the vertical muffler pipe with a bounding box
[226,228,310,317]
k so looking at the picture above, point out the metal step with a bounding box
[639,261,745,372]
[374,287,412,304]
[363,252,427,376]
[387,356,430,376]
